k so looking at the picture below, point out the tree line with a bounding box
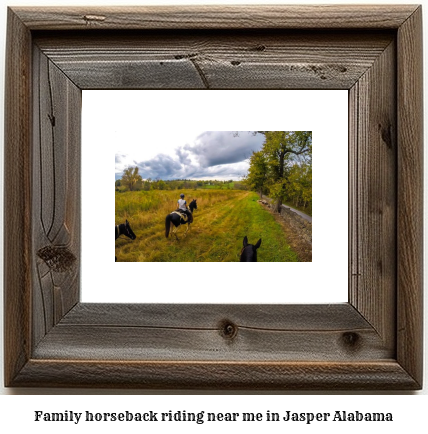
[116,169,247,192]
[243,131,312,213]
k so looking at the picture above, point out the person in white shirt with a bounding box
[177,193,191,220]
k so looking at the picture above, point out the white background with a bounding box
[0,0,426,428]
[82,90,348,304]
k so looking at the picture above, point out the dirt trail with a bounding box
[258,202,312,262]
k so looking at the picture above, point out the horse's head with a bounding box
[240,236,261,262]
[124,219,137,240]
[189,199,197,212]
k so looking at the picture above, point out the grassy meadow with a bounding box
[115,189,299,262]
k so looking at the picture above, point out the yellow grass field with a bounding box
[115,189,298,262]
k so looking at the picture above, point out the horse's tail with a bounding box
[165,214,172,238]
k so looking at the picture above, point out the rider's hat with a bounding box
[180,193,185,198]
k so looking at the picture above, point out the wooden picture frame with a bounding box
[4,5,423,389]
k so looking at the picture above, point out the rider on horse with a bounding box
[177,193,191,222]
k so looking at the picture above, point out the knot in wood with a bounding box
[378,122,393,149]
[83,15,106,23]
[219,320,238,340]
[37,245,76,272]
[341,332,361,350]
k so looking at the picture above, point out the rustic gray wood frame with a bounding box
[4,5,423,390]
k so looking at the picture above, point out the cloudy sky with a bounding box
[114,130,265,181]
[82,89,347,185]
[83,90,270,181]
[82,89,322,184]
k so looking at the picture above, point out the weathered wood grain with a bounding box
[349,40,397,352]
[35,31,393,89]
[12,360,419,390]
[4,8,32,388]
[3,5,423,390]
[32,46,81,349]
[11,5,419,30]
[33,304,391,362]
[61,303,369,329]
[396,6,424,388]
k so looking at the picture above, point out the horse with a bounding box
[165,199,197,240]
[115,219,136,261]
[240,236,262,262]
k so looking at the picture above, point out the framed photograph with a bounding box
[83,90,346,304]
[4,5,423,389]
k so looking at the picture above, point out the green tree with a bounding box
[143,178,152,191]
[246,131,312,212]
[152,179,166,190]
[286,163,312,210]
[245,150,268,198]
[121,166,143,191]
[264,131,311,211]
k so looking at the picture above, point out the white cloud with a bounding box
[115,131,265,180]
